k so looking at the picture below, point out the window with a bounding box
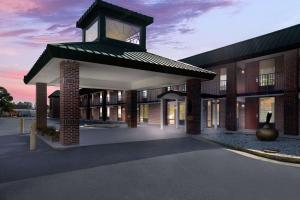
[168,102,175,125]
[259,59,275,86]
[85,20,99,42]
[118,106,122,119]
[220,68,227,91]
[106,17,141,45]
[167,86,171,91]
[107,91,110,103]
[118,91,122,101]
[207,101,212,128]
[99,107,102,118]
[107,107,110,118]
[179,102,186,121]
[142,90,148,99]
[100,92,103,103]
[140,104,149,123]
[259,97,275,123]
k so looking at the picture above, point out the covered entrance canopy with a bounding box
[24,43,215,89]
[24,42,215,145]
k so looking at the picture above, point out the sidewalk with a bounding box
[197,132,300,164]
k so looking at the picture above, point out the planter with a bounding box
[256,124,279,141]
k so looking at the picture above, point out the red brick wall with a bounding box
[148,103,160,124]
[125,90,137,128]
[275,96,284,133]
[186,79,202,134]
[245,97,258,129]
[226,63,237,131]
[284,49,299,135]
[245,61,259,94]
[36,83,47,130]
[60,61,80,145]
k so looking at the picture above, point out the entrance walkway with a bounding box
[42,122,186,149]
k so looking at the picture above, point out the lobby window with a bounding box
[259,59,275,86]
[106,17,141,45]
[118,91,122,101]
[259,97,275,123]
[140,104,149,123]
[220,68,227,91]
[118,106,122,119]
[85,20,99,42]
[179,102,186,121]
[142,90,148,99]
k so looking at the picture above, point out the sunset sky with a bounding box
[0,0,299,104]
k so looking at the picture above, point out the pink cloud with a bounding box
[0,29,36,37]
[0,0,39,14]
[0,68,28,79]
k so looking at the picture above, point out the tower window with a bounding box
[106,17,141,45]
[85,20,99,42]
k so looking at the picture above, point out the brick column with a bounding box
[186,79,201,135]
[284,50,299,135]
[125,90,137,128]
[102,90,107,121]
[226,63,237,131]
[36,83,47,130]
[60,61,80,145]
[86,93,91,120]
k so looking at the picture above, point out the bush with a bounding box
[41,126,60,141]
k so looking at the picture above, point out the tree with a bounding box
[0,87,14,116]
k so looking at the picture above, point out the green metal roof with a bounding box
[181,24,300,68]
[48,90,60,98]
[24,42,215,84]
[77,0,153,28]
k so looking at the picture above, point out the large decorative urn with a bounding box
[256,112,279,141]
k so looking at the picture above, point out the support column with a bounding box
[125,90,137,128]
[86,93,91,120]
[186,79,202,135]
[226,63,237,131]
[102,90,107,121]
[36,83,47,130]
[185,97,188,133]
[175,99,180,129]
[60,61,80,145]
[284,50,299,135]
[160,98,164,129]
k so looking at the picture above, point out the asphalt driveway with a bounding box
[0,133,299,200]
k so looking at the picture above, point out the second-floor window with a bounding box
[100,92,103,103]
[142,90,148,99]
[118,91,122,101]
[259,59,275,86]
[220,68,227,91]
[107,91,110,102]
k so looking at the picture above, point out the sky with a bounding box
[0,0,300,104]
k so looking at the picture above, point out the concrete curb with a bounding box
[200,137,300,164]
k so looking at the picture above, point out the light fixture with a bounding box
[241,104,245,108]
[241,70,245,74]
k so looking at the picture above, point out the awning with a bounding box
[24,42,215,90]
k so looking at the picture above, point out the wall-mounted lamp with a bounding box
[241,70,245,74]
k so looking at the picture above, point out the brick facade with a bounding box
[284,50,299,135]
[226,63,237,131]
[36,83,47,130]
[186,79,202,134]
[60,61,80,145]
[125,90,137,128]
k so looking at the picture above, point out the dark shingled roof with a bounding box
[48,90,60,98]
[24,42,215,84]
[77,0,153,28]
[181,24,300,68]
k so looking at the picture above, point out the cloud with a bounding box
[0,67,28,79]
[0,29,36,37]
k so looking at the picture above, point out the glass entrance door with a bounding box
[168,102,176,125]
